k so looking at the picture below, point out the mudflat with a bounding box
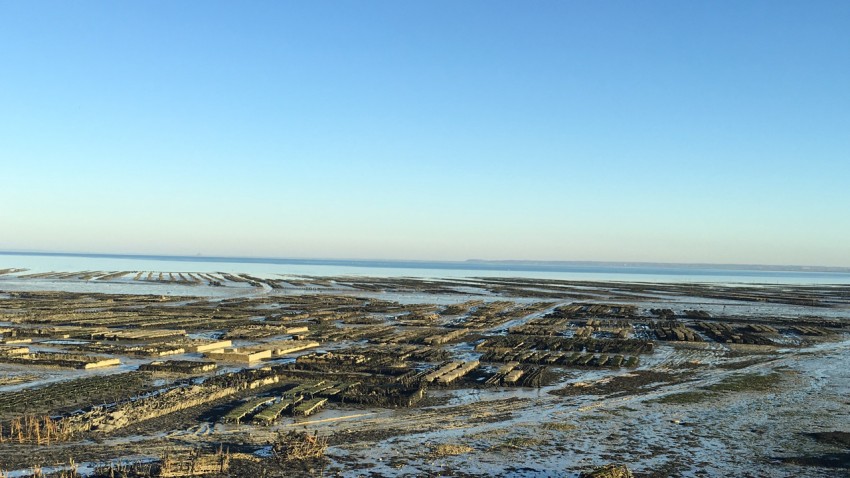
[0,272,848,477]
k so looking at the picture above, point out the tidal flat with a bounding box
[0,270,848,477]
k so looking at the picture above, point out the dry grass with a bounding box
[652,372,783,405]
[430,443,474,457]
[468,427,510,441]
[491,436,545,451]
[542,422,578,432]
[273,430,328,461]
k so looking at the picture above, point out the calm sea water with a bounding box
[2,252,849,285]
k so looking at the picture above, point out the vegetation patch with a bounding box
[704,372,782,393]
[492,436,545,450]
[542,422,578,432]
[805,431,850,448]
[580,464,634,478]
[272,430,328,461]
[651,372,782,405]
[430,443,474,457]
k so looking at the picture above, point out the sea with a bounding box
[1,252,849,285]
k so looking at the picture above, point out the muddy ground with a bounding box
[0,272,848,477]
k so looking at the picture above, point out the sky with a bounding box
[1,1,849,266]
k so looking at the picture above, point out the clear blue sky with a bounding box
[1,1,848,266]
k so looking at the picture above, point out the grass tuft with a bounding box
[430,443,473,457]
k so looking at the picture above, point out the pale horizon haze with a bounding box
[2,2,849,267]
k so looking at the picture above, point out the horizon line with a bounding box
[1,249,849,274]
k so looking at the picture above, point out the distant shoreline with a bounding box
[1,250,848,274]
[465,259,850,273]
